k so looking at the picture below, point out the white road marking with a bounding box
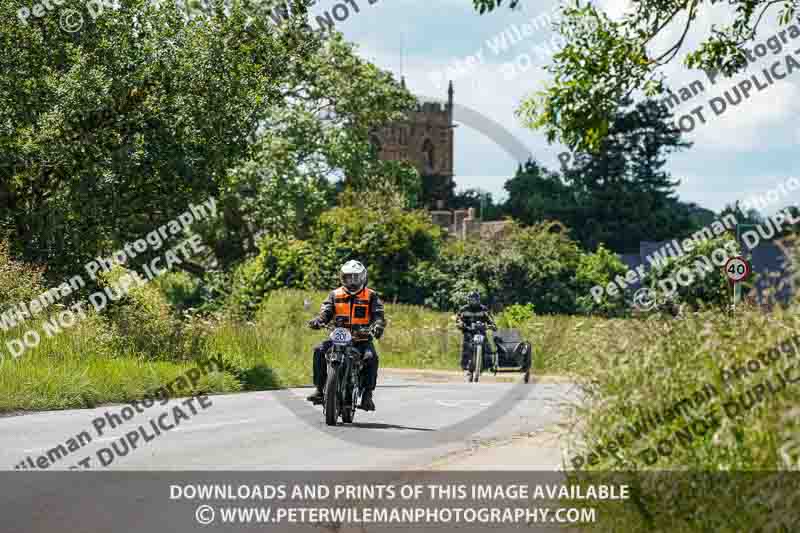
[20,419,256,453]
[436,400,492,408]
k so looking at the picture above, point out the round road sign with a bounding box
[724,256,751,282]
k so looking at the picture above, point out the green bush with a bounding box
[497,303,535,328]
[0,240,46,310]
[225,205,443,316]
[99,267,205,361]
[642,235,743,311]
[412,221,593,314]
[574,243,630,316]
[225,236,318,318]
[311,205,442,299]
[154,271,204,312]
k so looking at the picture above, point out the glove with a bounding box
[372,324,384,339]
[308,318,323,329]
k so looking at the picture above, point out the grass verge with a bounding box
[566,304,800,532]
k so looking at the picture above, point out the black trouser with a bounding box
[461,333,492,370]
[313,339,379,393]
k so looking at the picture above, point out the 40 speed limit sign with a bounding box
[724,256,751,282]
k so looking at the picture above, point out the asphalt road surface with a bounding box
[1,374,580,471]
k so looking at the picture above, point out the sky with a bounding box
[304,0,800,214]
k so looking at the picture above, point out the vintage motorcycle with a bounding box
[464,320,491,383]
[319,319,374,426]
[465,321,533,384]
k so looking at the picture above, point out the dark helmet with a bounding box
[467,291,481,307]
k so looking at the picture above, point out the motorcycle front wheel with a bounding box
[473,345,482,383]
[324,365,339,426]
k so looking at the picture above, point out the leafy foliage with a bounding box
[559,99,696,252]
[223,213,630,317]
[642,235,744,310]
[412,221,625,314]
[504,159,574,228]
[504,100,697,253]
[341,159,422,210]
[1,0,416,280]
[99,267,206,360]
[497,303,535,328]
[574,244,630,316]
[472,0,799,152]
[224,205,443,316]
[311,205,443,298]
[450,188,503,221]
[0,241,46,310]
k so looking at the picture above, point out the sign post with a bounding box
[725,256,751,313]
[734,224,757,309]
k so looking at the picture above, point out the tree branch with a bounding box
[652,0,697,64]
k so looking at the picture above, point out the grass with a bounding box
[0,312,240,412]
[564,303,800,532]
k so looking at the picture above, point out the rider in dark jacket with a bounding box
[306,260,385,411]
[456,291,496,376]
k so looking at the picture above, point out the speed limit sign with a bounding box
[724,256,751,282]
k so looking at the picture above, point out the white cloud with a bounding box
[342,0,800,209]
[596,0,632,21]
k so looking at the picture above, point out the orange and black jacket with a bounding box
[317,287,385,339]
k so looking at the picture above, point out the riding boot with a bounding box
[307,388,324,404]
[360,390,375,411]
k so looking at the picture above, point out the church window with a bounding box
[422,139,435,172]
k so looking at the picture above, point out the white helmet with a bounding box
[340,260,367,294]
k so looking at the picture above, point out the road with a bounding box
[1,372,580,471]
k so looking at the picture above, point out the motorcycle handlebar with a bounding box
[462,322,497,332]
[318,321,380,338]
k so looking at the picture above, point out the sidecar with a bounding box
[490,329,533,383]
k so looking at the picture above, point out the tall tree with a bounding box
[0,0,416,277]
[556,99,695,252]
[503,159,575,227]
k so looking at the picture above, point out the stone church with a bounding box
[369,78,456,209]
[369,79,509,240]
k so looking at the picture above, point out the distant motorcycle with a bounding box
[318,319,373,426]
[464,322,533,384]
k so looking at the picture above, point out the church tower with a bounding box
[370,79,456,208]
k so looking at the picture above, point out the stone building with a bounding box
[370,78,455,208]
[371,79,511,240]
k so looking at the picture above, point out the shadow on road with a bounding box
[348,422,435,432]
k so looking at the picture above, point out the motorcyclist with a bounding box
[306,260,385,411]
[456,291,497,379]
